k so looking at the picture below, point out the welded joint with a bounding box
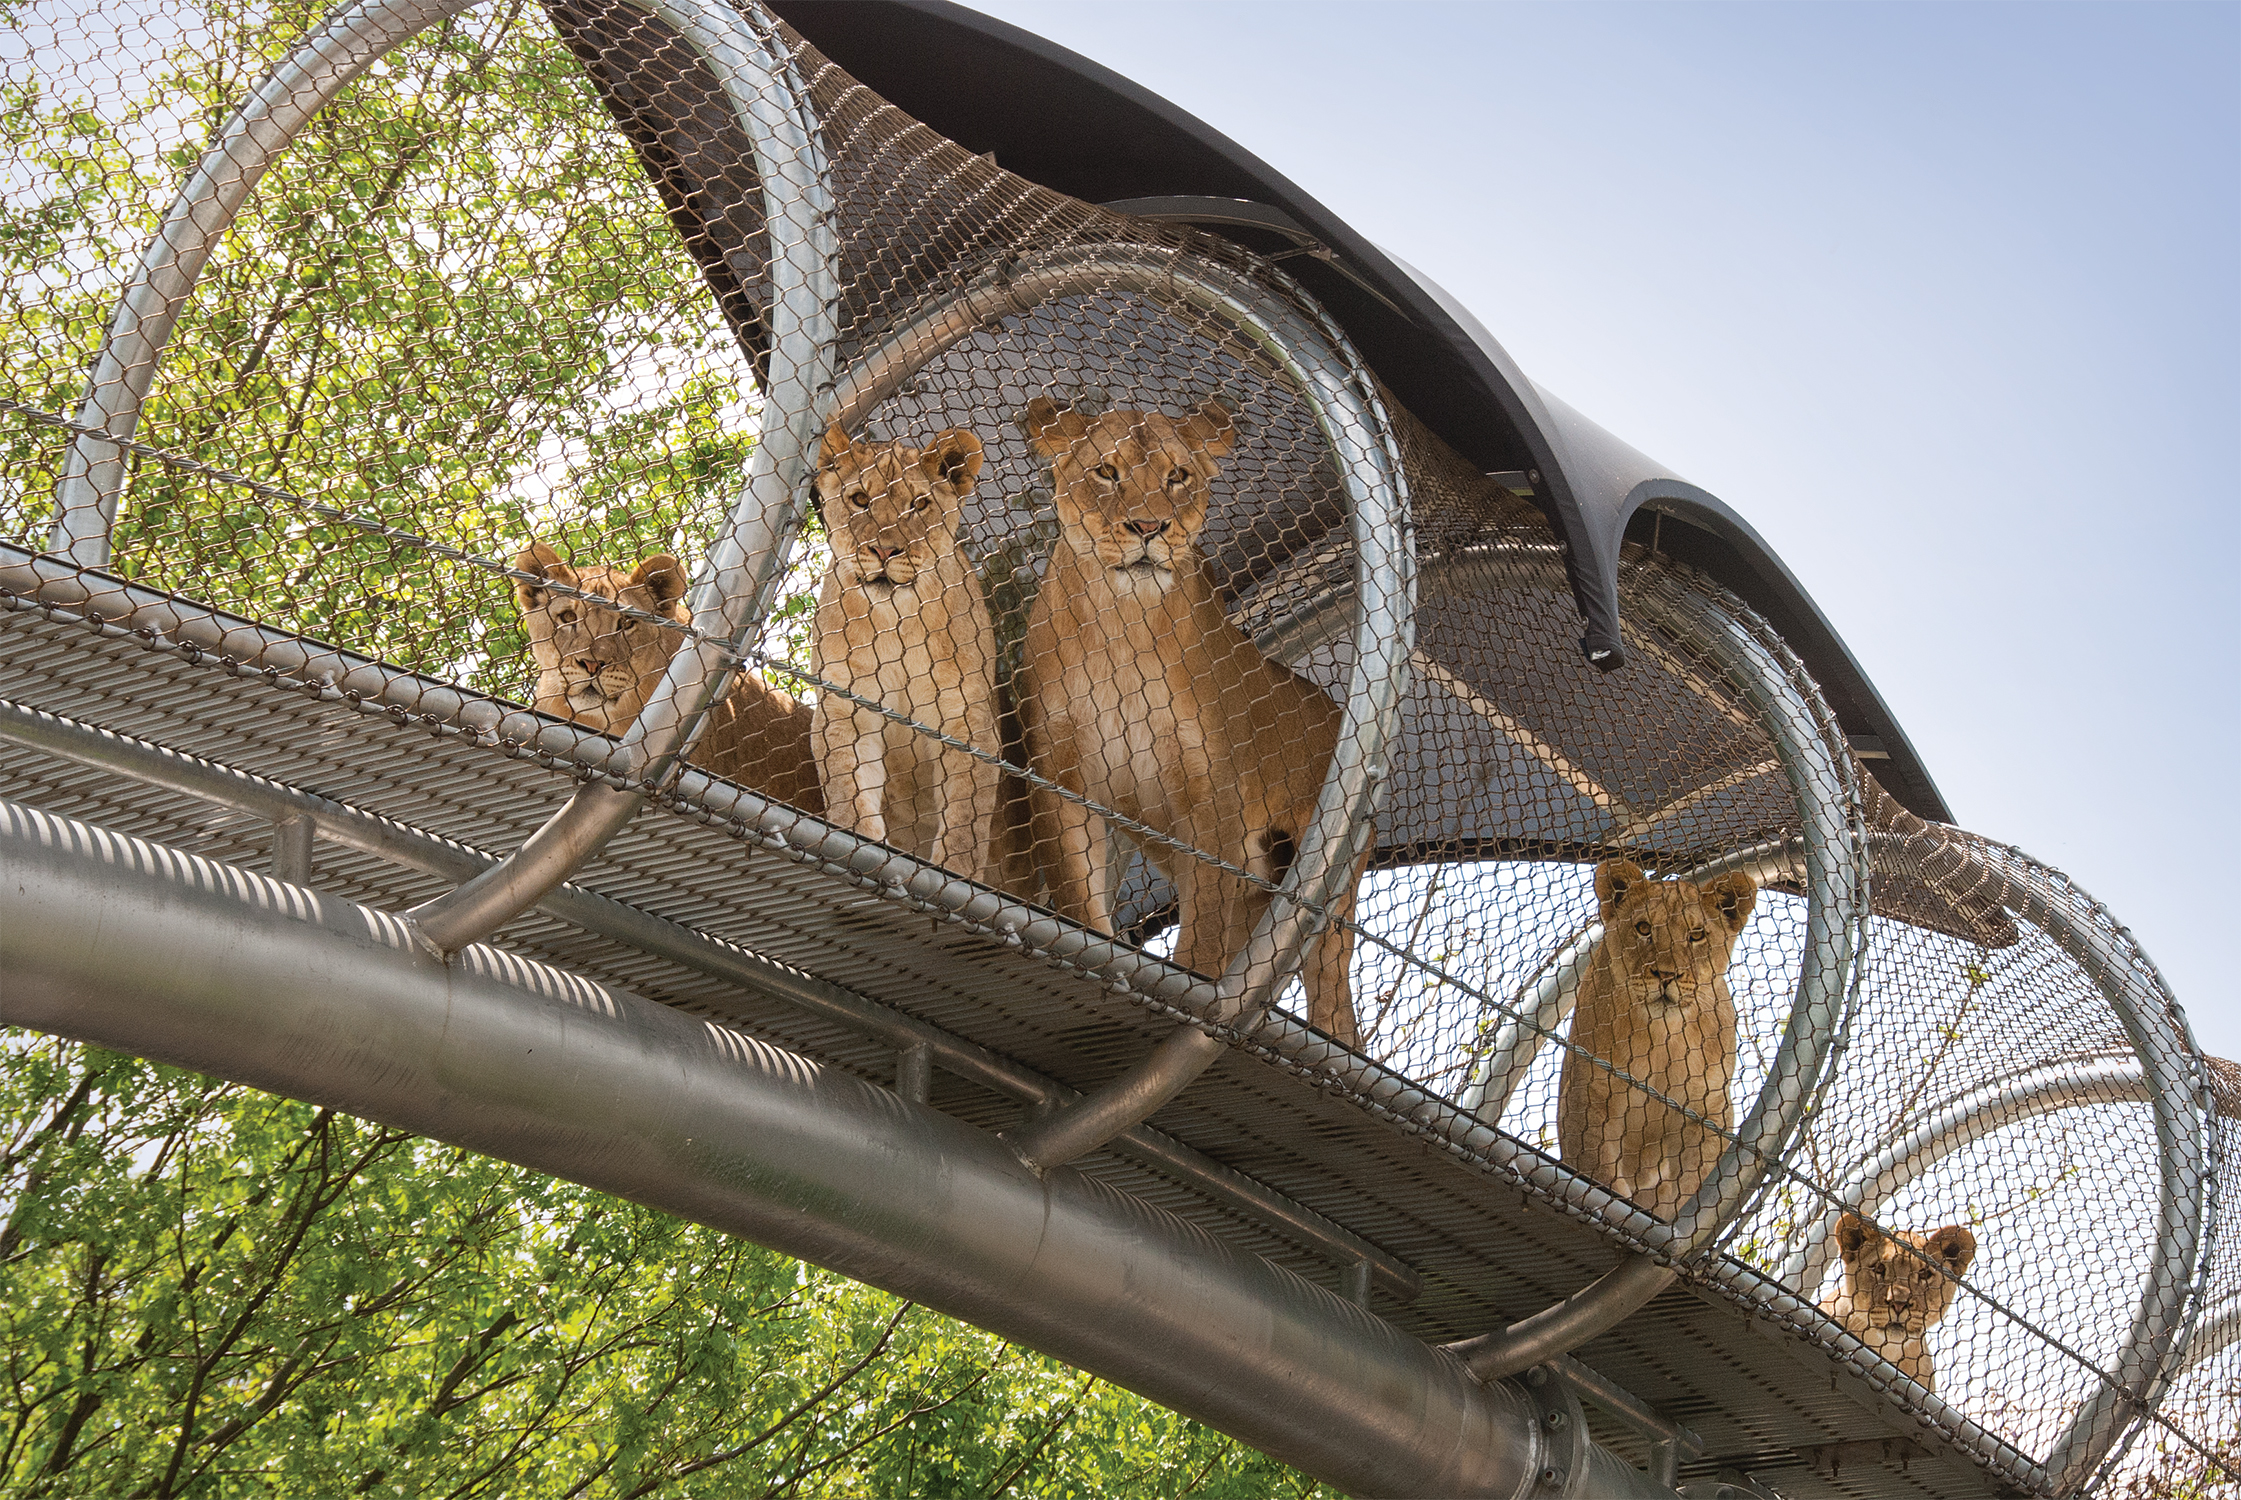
[894,1043,933,1104]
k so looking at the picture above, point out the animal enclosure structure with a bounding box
[1,1,2232,1495]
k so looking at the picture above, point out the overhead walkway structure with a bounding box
[2,3,2231,1495]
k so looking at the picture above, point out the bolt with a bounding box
[1543,1410,1566,1430]
[1540,1467,1563,1486]
[1524,1367,1548,1387]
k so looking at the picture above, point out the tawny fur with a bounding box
[1820,1214,1977,1391]
[1016,397,1369,1047]
[808,423,1002,884]
[1557,859,1756,1221]
[511,541,820,813]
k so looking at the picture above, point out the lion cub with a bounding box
[1557,859,1756,1221]
[1017,397,1369,1046]
[511,541,820,813]
[1821,1213,1977,1390]
[809,423,1002,883]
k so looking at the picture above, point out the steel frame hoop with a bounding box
[1966,845,2212,1494]
[407,0,837,952]
[814,242,1414,1175]
[32,0,839,956]
[1438,558,1868,1379]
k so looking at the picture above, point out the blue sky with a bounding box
[972,0,2241,1057]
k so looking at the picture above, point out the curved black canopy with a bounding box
[766,0,1950,823]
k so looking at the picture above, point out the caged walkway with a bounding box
[1,2,2232,1496]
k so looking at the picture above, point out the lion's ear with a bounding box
[1023,396,1087,456]
[1836,1212,1873,1263]
[630,553,689,614]
[818,422,856,470]
[513,541,576,613]
[1180,398,1236,458]
[1927,1224,1976,1277]
[1593,858,1647,917]
[922,427,985,497]
[1703,871,1758,933]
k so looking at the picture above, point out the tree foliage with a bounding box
[0,1038,1327,1497]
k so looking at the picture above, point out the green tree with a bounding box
[0,1036,1328,1497]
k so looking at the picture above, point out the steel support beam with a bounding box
[0,797,1667,1500]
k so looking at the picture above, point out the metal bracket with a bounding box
[1518,1362,1590,1498]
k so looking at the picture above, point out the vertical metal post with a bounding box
[895,1043,933,1105]
[270,812,315,887]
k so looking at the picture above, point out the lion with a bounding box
[808,423,1002,883]
[1556,859,1756,1221]
[511,540,821,814]
[1820,1213,1977,1390]
[1016,396,1369,1046]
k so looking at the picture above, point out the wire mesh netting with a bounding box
[2,1,2232,1493]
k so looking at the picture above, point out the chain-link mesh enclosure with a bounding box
[3,2,2231,1493]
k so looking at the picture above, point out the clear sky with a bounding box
[971,0,2241,1058]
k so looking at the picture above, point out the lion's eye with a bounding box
[1095,463,1120,482]
[1166,466,1190,486]
[1634,920,1652,937]
[847,490,871,509]
[1918,1269,1935,1281]
[556,608,577,625]
[1867,1264,1885,1277]
[1688,928,1707,943]
[911,496,930,512]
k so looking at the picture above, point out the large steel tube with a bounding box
[0,798,1670,1500]
[44,0,481,568]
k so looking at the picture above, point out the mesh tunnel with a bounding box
[0,2,2229,1495]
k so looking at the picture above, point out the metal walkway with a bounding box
[0,593,2035,1500]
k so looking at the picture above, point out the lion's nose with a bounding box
[868,545,903,562]
[575,658,605,675]
[1648,964,1682,983]
[1124,518,1168,539]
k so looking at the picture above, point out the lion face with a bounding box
[1024,397,1234,581]
[512,541,689,733]
[1593,859,1757,1009]
[814,424,984,591]
[1834,1214,1976,1341]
